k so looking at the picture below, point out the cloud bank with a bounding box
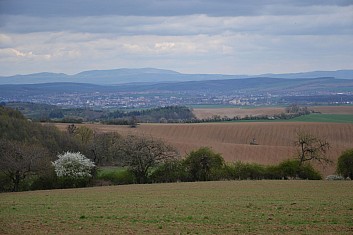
[0,0,352,75]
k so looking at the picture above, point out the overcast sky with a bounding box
[1,0,353,76]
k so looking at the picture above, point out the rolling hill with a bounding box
[0,68,352,85]
[1,77,353,96]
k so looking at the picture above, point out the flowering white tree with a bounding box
[52,152,95,179]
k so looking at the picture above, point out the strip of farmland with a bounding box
[54,122,353,175]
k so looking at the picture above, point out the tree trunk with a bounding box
[12,171,21,192]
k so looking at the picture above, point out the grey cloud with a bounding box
[1,32,352,75]
[1,0,353,76]
[2,0,352,36]
[2,7,352,37]
[1,0,352,17]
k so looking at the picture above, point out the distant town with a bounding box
[2,88,353,109]
[1,70,353,109]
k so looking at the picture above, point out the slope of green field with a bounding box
[1,181,352,234]
[290,114,353,123]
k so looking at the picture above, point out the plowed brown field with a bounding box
[193,107,285,119]
[311,106,353,114]
[192,105,353,119]
[54,122,353,175]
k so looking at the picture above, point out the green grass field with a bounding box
[290,114,353,123]
[1,181,353,234]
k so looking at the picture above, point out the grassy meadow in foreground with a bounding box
[1,181,353,234]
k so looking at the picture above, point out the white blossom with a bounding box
[52,152,95,179]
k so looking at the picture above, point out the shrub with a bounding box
[97,168,135,185]
[150,161,188,183]
[244,163,266,180]
[52,152,95,178]
[183,147,225,181]
[277,159,300,179]
[225,161,266,180]
[298,163,322,180]
[52,152,95,188]
[30,170,58,190]
[336,148,353,179]
[0,172,13,192]
[209,167,230,181]
[276,159,321,180]
[264,165,282,179]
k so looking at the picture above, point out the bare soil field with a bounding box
[192,105,353,119]
[193,107,285,119]
[54,122,353,175]
[310,106,353,114]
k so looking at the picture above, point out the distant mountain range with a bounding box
[1,77,353,97]
[0,68,352,85]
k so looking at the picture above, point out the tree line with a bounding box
[4,102,312,125]
[4,102,195,124]
[105,105,195,123]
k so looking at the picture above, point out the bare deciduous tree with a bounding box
[90,132,122,165]
[67,124,77,135]
[295,131,331,166]
[75,126,94,145]
[0,140,50,191]
[119,135,179,183]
